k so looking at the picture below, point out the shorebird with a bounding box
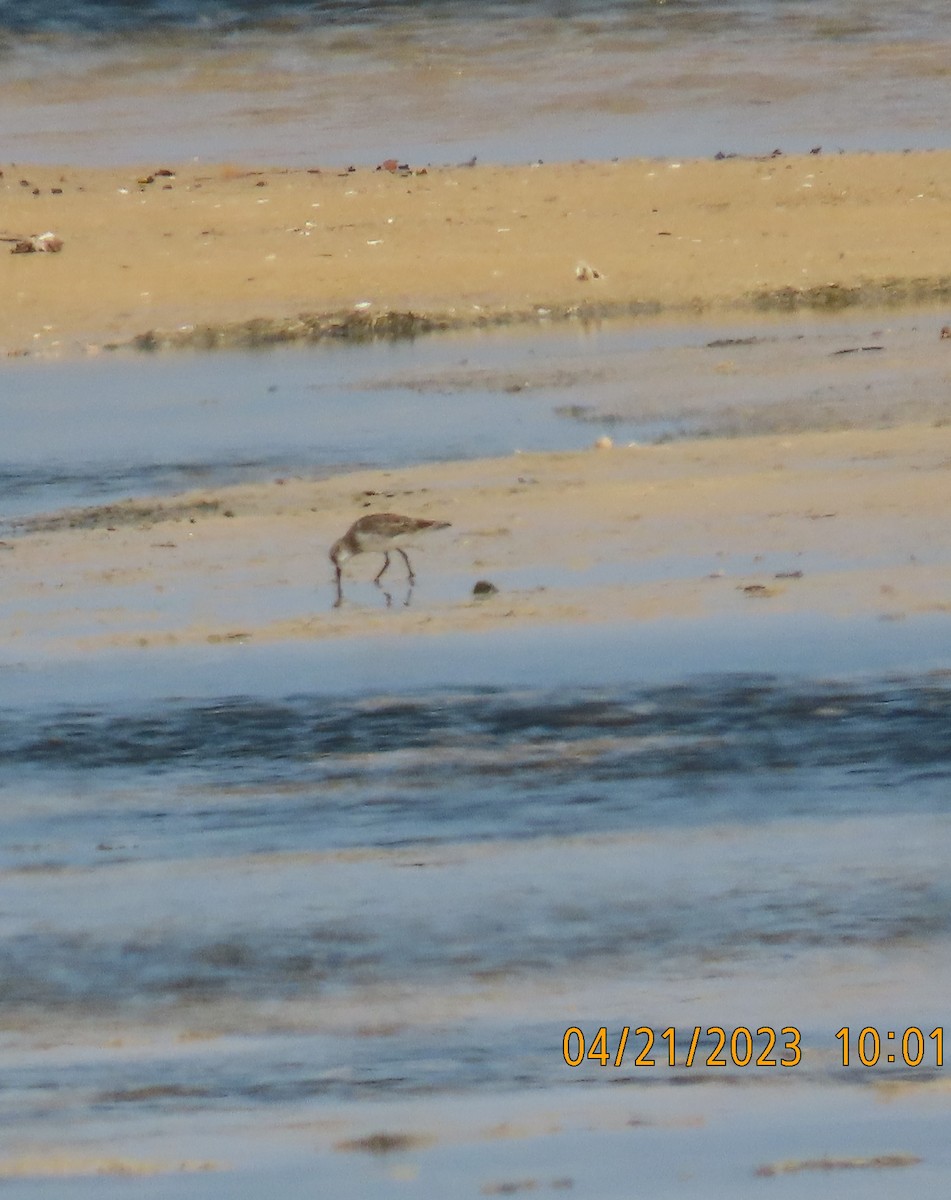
[330,512,451,593]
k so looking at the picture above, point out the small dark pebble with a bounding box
[473,580,499,596]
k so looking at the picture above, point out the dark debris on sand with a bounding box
[10,498,222,535]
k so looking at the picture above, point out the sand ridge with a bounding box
[4,422,951,656]
[4,150,951,355]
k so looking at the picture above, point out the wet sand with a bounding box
[5,150,951,355]
[3,420,951,658]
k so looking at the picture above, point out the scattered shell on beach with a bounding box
[7,231,63,254]
[575,261,604,281]
[592,435,613,450]
[377,159,424,175]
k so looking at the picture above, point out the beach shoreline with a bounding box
[4,150,951,357]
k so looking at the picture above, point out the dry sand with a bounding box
[4,150,951,355]
[4,421,951,657]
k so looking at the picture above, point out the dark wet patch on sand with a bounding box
[755,1152,921,1177]
[10,497,222,534]
[105,276,951,356]
[334,1131,435,1155]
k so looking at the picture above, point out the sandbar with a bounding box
[4,421,950,657]
[4,150,951,355]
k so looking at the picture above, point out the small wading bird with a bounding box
[330,512,451,602]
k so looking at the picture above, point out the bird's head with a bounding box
[329,537,351,572]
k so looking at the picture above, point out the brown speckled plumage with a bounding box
[330,512,451,589]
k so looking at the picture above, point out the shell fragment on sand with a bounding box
[4,231,64,254]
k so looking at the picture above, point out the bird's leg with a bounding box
[374,552,392,584]
[396,548,415,583]
[333,562,344,608]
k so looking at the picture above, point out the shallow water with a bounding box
[1,611,950,1190]
[3,309,948,522]
[2,0,951,165]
